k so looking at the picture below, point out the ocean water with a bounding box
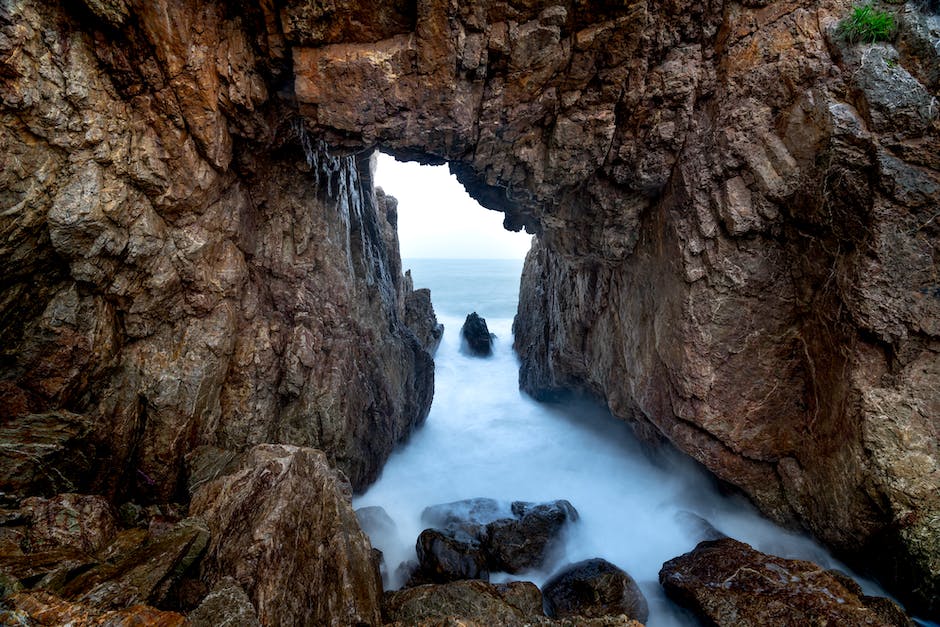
[355,258,888,626]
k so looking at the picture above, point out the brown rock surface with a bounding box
[0,0,436,502]
[1,590,187,626]
[20,493,117,554]
[660,537,914,627]
[382,579,644,627]
[292,3,939,613]
[1,0,938,620]
[189,444,382,626]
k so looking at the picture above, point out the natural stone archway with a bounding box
[291,0,940,616]
[1,0,938,619]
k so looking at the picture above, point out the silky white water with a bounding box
[355,258,886,626]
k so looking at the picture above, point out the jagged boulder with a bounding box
[659,538,914,627]
[542,558,649,622]
[461,313,495,356]
[411,498,579,584]
[20,493,117,554]
[190,444,382,626]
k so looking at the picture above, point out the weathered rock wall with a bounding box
[286,0,939,614]
[0,0,435,502]
[1,0,938,620]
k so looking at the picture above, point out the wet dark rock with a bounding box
[543,558,649,622]
[461,312,495,356]
[405,288,444,355]
[659,537,915,627]
[189,444,382,626]
[0,412,97,497]
[416,528,490,583]
[486,501,579,573]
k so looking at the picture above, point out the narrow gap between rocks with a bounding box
[354,154,895,627]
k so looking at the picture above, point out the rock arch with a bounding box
[1,0,938,616]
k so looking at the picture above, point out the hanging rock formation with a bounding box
[0,0,938,622]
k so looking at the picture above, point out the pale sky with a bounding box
[373,152,533,259]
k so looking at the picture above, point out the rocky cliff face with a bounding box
[1,0,938,622]
[289,0,938,615]
[0,0,436,500]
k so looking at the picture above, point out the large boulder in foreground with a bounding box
[461,313,495,356]
[190,444,381,626]
[543,558,649,623]
[659,538,914,627]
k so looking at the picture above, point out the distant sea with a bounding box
[402,258,525,322]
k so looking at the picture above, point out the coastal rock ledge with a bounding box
[0,0,938,623]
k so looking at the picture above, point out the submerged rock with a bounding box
[659,537,914,627]
[190,444,382,626]
[542,558,649,622]
[461,313,495,356]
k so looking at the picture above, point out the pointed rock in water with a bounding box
[543,558,649,622]
[405,288,445,355]
[659,537,915,627]
[461,312,495,356]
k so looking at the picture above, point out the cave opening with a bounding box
[356,153,894,627]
